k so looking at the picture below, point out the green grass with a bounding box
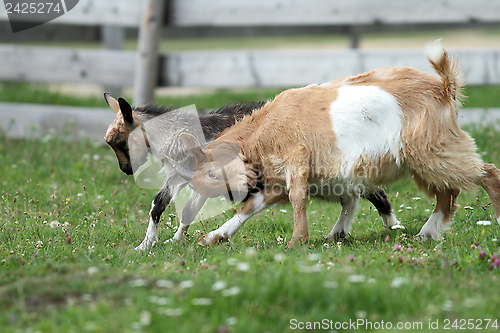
[1,81,499,110]
[1,84,500,332]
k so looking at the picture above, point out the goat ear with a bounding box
[179,133,206,163]
[104,93,120,114]
[118,97,134,124]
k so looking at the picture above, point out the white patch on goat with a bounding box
[329,85,403,178]
[417,211,447,240]
[497,216,500,226]
[205,192,267,242]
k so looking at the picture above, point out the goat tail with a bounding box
[425,39,465,108]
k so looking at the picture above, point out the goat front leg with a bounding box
[135,187,171,251]
[167,192,207,243]
[198,185,287,246]
[417,188,460,240]
[287,165,310,248]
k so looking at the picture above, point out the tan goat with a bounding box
[172,41,500,247]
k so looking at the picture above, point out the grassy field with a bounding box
[1,85,500,332]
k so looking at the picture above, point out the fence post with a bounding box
[133,0,165,106]
[102,26,125,97]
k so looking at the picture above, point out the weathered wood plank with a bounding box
[1,45,499,87]
[172,0,500,26]
[0,0,143,27]
[164,48,500,88]
[0,102,114,141]
[0,45,136,86]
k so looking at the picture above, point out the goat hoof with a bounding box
[414,233,433,242]
[197,235,210,246]
[390,224,405,230]
[135,240,156,252]
[198,234,228,246]
[287,237,308,248]
[326,231,347,243]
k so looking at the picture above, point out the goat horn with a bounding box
[167,156,194,182]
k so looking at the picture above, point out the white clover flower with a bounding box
[222,287,241,297]
[226,258,238,266]
[308,253,321,261]
[323,281,338,289]
[441,300,453,312]
[274,253,286,262]
[178,280,194,289]
[49,221,61,228]
[160,308,183,316]
[226,317,238,326]
[87,266,99,276]
[140,311,152,326]
[348,275,366,283]
[129,279,148,288]
[390,277,408,288]
[192,298,213,306]
[477,220,492,226]
[211,280,227,291]
[156,280,174,288]
[237,262,250,272]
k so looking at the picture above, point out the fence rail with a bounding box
[171,0,500,27]
[1,1,500,92]
[2,45,499,88]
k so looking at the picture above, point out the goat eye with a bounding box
[208,170,219,180]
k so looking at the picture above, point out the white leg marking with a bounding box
[203,192,267,244]
[497,216,500,226]
[135,216,159,251]
[382,212,404,229]
[204,213,251,243]
[417,211,447,240]
[326,196,359,241]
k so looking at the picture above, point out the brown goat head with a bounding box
[174,133,249,201]
[103,93,149,175]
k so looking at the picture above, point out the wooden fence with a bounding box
[1,0,500,139]
[1,0,500,90]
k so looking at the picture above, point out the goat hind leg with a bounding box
[478,163,500,225]
[362,190,403,229]
[417,188,459,240]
